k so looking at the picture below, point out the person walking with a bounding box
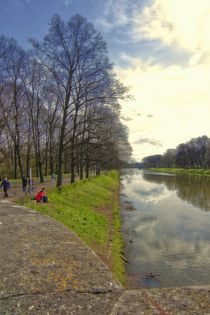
[22,176,27,193]
[0,177,11,198]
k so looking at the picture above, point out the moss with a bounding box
[112,205,125,285]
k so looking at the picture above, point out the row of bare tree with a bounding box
[143,136,210,169]
[0,14,132,186]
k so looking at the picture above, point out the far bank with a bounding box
[148,167,210,176]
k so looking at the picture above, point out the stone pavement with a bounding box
[1,200,210,314]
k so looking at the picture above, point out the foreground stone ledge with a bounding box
[0,291,122,315]
[2,287,210,315]
[1,200,210,314]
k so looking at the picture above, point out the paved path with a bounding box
[1,200,210,314]
[0,200,122,314]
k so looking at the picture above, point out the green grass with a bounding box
[112,204,125,285]
[19,170,125,284]
[149,168,210,176]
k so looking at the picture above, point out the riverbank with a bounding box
[18,170,125,285]
[2,199,210,314]
[149,167,210,176]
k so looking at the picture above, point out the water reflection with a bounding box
[121,169,210,288]
[143,172,210,211]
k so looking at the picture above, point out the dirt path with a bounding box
[0,176,71,202]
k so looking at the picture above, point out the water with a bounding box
[120,169,210,288]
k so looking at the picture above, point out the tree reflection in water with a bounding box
[121,170,210,288]
[143,172,210,212]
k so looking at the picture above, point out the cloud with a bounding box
[133,0,210,56]
[64,0,72,6]
[98,0,210,67]
[133,137,162,147]
[104,0,210,161]
[122,116,133,121]
[129,128,144,134]
[96,0,128,31]
[118,57,210,160]
[97,0,143,33]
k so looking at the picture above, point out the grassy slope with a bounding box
[149,168,210,176]
[20,170,125,285]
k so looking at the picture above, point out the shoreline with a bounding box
[148,167,210,177]
[18,170,126,286]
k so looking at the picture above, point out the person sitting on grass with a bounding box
[35,187,48,203]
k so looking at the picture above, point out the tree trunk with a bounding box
[70,151,75,183]
[56,109,67,187]
[14,144,17,179]
[26,124,31,177]
[44,138,49,176]
[85,159,89,178]
[38,160,44,183]
[16,143,23,178]
[49,136,54,176]
[56,142,63,187]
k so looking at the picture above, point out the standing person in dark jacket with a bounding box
[0,177,10,198]
[22,176,27,193]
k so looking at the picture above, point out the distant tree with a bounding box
[143,135,210,170]
[161,149,175,168]
[143,155,162,168]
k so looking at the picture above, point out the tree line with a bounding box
[0,14,132,186]
[143,135,210,169]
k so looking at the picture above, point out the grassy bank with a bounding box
[149,168,210,176]
[19,170,125,285]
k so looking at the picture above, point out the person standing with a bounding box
[51,173,56,183]
[22,176,27,193]
[0,177,11,198]
[27,177,34,193]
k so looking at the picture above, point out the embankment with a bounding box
[20,170,125,285]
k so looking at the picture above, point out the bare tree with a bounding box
[0,38,27,178]
[31,14,130,186]
[0,16,132,181]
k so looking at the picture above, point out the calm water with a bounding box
[120,169,210,288]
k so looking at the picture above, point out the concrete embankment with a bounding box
[1,200,210,314]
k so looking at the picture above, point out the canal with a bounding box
[120,169,210,288]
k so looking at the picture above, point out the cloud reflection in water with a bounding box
[121,170,210,287]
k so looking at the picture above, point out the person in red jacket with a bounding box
[35,188,48,203]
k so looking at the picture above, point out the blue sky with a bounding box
[1,0,210,161]
[0,0,151,65]
[0,0,99,47]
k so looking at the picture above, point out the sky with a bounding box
[1,0,210,162]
